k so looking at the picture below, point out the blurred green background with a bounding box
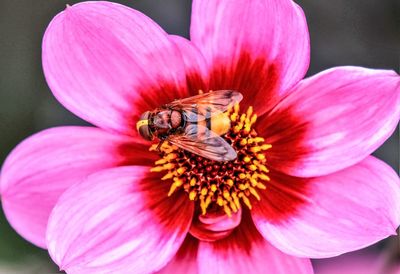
[0,0,398,273]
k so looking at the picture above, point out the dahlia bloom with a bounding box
[1,0,399,273]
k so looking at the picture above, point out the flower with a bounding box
[1,0,399,273]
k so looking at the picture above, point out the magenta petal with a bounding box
[43,2,188,135]
[0,126,150,248]
[46,166,194,273]
[252,156,400,258]
[157,236,199,274]
[190,0,310,114]
[170,35,208,93]
[197,214,313,274]
[260,66,400,177]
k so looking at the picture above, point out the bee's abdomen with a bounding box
[189,106,231,138]
[196,112,230,136]
[210,113,231,136]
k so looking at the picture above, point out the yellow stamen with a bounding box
[257,173,270,181]
[161,172,174,180]
[163,163,175,170]
[249,187,261,200]
[249,164,257,171]
[176,167,186,175]
[217,197,224,207]
[257,182,267,190]
[246,106,253,118]
[168,179,183,196]
[243,156,251,163]
[261,144,272,150]
[189,191,197,200]
[224,205,232,217]
[155,158,167,165]
[256,153,266,161]
[150,166,165,172]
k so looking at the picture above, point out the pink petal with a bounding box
[0,126,153,248]
[157,236,199,274]
[169,35,208,94]
[43,2,190,135]
[197,213,313,274]
[190,0,310,114]
[252,156,400,258]
[259,66,400,177]
[46,166,194,273]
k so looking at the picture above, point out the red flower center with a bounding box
[150,103,271,217]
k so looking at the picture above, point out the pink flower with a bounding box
[1,1,399,273]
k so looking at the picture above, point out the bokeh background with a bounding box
[0,0,399,273]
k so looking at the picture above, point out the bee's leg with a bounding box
[157,138,166,152]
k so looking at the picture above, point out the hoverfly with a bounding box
[136,90,243,162]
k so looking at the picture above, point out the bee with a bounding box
[136,90,243,162]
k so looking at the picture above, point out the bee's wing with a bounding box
[166,90,243,122]
[168,124,237,162]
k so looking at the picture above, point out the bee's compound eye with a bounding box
[137,111,153,140]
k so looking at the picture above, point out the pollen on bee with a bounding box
[150,103,272,217]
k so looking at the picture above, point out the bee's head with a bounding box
[136,111,153,141]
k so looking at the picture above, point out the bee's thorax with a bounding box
[170,110,182,129]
